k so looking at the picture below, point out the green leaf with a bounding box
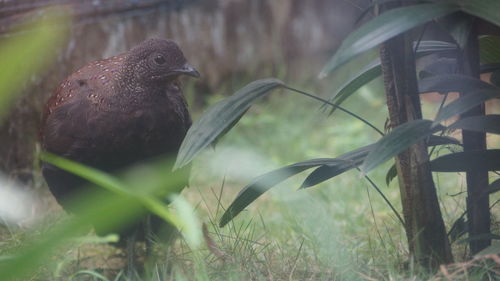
[491,70,500,87]
[385,135,462,186]
[0,153,200,281]
[300,144,375,189]
[427,135,462,146]
[40,152,187,231]
[419,74,497,94]
[460,0,500,27]
[476,243,500,256]
[385,164,398,186]
[361,120,444,174]
[448,217,468,243]
[319,2,459,77]
[457,233,500,244]
[480,63,500,73]
[479,36,500,64]
[434,88,500,124]
[430,150,500,172]
[437,12,474,49]
[327,40,457,112]
[174,79,284,169]
[328,59,381,114]
[0,193,142,281]
[219,158,335,227]
[488,178,500,194]
[414,40,458,55]
[448,114,500,134]
[0,8,66,122]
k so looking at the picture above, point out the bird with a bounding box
[39,38,199,278]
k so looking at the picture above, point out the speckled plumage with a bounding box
[40,39,199,241]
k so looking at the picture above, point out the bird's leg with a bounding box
[126,230,138,280]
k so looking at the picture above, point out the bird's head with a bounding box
[123,38,199,87]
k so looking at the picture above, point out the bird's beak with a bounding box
[174,63,200,78]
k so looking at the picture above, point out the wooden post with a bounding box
[460,19,491,255]
[379,30,453,267]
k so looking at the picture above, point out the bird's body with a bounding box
[40,39,199,276]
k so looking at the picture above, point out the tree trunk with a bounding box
[379,32,453,268]
[459,19,491,255]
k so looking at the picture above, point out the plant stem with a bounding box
[284,86,385,137]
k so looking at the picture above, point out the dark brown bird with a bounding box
[40,38,199,277]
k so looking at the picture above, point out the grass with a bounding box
[1,79,499,281]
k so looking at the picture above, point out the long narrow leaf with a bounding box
[481,63,500,73]
[385,134,462,185]
[361,120,444,174]
[418,74,497,94]
[414,40,458,55]
[448,114,500,134]
[491,69,500,87]
[0,9,66,121]
[489,178,500,194]
[319,2,458,77]
[434,88,500,124]
[479,36,500,64]
[219,158,337,227]
[328,59,381,113]
[427,135,462,146]
[300,144,375,189]
[41,152,185,229]
[328,40,458,111]
[430,150,500,172]
[476,243,500,256]
[174,79,284,169]
[461,0,500,27]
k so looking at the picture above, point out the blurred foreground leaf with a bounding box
[41,152,197,240]
[0,8,67,121]
[0,154,200,281]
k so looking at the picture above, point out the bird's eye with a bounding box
[154,54,166,65]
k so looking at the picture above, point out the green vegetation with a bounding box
[1,1,500,280]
